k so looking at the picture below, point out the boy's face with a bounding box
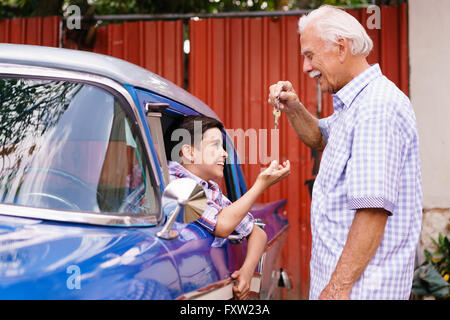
[188,127,228,181]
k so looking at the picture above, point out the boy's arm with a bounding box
[231,225,267,300]
[213,160,290,238]
[213,180,265,238]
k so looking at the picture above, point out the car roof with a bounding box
[0,43,220,120]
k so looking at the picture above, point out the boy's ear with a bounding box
[180,144,194,163]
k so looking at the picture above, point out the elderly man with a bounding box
[269,5,422,300]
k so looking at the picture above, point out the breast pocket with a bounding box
[319,120,351,190]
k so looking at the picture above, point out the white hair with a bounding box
[298,5,373,57]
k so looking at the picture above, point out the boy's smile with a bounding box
[183,127,228,182]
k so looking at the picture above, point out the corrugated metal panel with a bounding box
[189,16,317,299]
[0,16,60,47]
[189,4,409,299]
[91,20,184,88]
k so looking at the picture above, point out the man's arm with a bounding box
[268,81,326,151]
[319,208,389,299]
[286,104,327,151]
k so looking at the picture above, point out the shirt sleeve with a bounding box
[196,199,222,233]
[232,212,255,239]
[318,116,331,144]
[196,197,255,240]
[347,113,405,215]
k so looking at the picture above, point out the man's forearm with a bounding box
[320,208,389,299]
[286,104,326,151]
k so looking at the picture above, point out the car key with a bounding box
[273,97,281,129]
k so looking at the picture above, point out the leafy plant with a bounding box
[412,233,450,299]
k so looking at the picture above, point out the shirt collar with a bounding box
[168,160,219,190]
[332,63,382,111]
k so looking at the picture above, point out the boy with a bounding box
[168,115,290,300]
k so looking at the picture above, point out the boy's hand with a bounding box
[256,160,291,190]
[231,268,253,300]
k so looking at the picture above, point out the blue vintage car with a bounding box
[0,44,290,300]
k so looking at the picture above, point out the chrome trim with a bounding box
[0,203,157,227]
[177,274,261,300]
[0,63,162,227]
[279,269,293,290]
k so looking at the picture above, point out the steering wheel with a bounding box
[18,167,113,211]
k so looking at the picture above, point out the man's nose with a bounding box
[303,58,313,74]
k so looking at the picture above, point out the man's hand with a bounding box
[255,160,290,191]
[267,81,325,151]
[268,80,304,116]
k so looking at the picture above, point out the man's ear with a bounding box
[337,37,349,63]
[180,144,194,164]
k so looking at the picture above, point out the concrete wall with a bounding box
[409,0,450,259]
[409,0,450,208]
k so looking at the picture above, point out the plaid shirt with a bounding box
[310,64,422,299]
[168,161,255,247]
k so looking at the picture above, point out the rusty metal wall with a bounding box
[188,3,409,299]
[0,16,60,46]
[0,3,408,299]
[0,17,184,88]
[90,20,185,88]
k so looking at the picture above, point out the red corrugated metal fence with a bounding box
[188,3,409,299]
[87,20,184,87]
[0,16,60,46]
[0,3,408,299]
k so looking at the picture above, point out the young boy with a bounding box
[168,115,290,300]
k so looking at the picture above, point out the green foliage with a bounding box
[1,0,378,18]
[301,0,371,9]
[0,0,35,17]
[413,233,450,299]
[81,0,293,15]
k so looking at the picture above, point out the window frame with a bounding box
[0,63,162,227]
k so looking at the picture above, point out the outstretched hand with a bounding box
[256,160,291,191]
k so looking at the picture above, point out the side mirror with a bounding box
[156,178,206,240]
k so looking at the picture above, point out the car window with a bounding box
[0,77,158,215]
[160,113,232,199]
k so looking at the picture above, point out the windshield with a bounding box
[0,77,157,216]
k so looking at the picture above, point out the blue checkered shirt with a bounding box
[168,161,255,247]
[309,64,422,299]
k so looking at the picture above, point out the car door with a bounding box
[223,133,290,299]
[133,87,289,299]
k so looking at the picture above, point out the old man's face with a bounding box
[300,25,343,94]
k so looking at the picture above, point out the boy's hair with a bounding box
[178,115,224,146]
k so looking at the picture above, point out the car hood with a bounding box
[0,214,177,299]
